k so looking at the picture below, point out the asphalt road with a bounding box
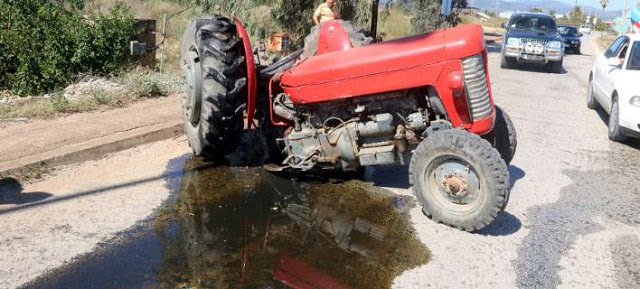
[390,33,640,288]
[2,34,640,289]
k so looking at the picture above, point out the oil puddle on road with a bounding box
[23,157,429,289]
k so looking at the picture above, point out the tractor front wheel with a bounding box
[409,129,510,232]
[181,15,247,160]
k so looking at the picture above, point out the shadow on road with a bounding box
[594,106,640,150]
[0,156,193,216]
[502,63,568,74]
[366,165,410,189]
[595,105,609,125]
[0,177,52,205]
[509,165,525,188]
[477,211,522,236]
[486,43,502,54]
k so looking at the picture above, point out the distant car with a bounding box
[558,25,582,54]
[588,34,640,141]
[501,12,564,73]
[579,24,591,35]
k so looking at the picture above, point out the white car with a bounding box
[588,34,640,141]
[579,24,591,35]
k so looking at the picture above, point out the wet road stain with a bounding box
[514,145,640,288]
[22,157,429,289]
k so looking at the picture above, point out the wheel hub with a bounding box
[433,161,480,205]
[442,174,470,197]
[183,50,202,124]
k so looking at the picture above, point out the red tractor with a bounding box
[180,15,517,231]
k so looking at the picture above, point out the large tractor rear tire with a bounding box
[409,129,510,232]
[181,15,247,160]
[302,20,373,59]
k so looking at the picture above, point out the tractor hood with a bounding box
[280,25,486,105]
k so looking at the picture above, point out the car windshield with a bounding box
[510,15,557,32]
[558,26,579,36]
[628,42,640,70]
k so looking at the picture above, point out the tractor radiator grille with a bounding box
[461,54,492,120]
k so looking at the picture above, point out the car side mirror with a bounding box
[579,33,584,37]
[501,22,507,29]
[607,58,622,66]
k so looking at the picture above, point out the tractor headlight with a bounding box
[630,96,640,107]
[547,41,562,49]
[506,38,520,46]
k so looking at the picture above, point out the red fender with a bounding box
[316,20,353,56]
[234,17,257,129]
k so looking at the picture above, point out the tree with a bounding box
[390,0,468,34]
[190,0,467,45]
[599,0,608,20]
[600,0,608,11]
[483,9,497,18]
[530,7,543,13]
[0,1,136,95]
[549,9,556,17]
[568,6,586,26]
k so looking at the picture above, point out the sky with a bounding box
[556,0,631,10]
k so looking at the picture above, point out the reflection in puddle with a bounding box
[23,157,429,289]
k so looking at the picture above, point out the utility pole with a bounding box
[371,0,380,41]
[620,0,629,35]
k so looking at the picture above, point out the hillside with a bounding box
[469,0,621,20]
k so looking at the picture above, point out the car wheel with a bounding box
[548,59,563,73]
[608,98,627,142]
[409,129,510,232]
[501,55,516,69]
[587,77,598,109]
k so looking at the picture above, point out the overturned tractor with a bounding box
[180,15,517,231]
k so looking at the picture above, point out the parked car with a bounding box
[588,34,640,141]
[501,12,565,73]
[558,25,582,54]
[579,24,591,35]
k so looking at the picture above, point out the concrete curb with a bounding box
[0,121,184,177]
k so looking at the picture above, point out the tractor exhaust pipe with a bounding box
[370,0,379,40]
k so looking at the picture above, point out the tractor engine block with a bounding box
[276,92,429,171]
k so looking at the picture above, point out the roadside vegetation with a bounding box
[0,71,180,120]
[597,32,619,52]
[0,0,193,119]
[460,14,506,29]
[0,0,467,120]
[0,1,136,96]
[556,6,609,31]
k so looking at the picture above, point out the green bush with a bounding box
[0,1,137,96]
